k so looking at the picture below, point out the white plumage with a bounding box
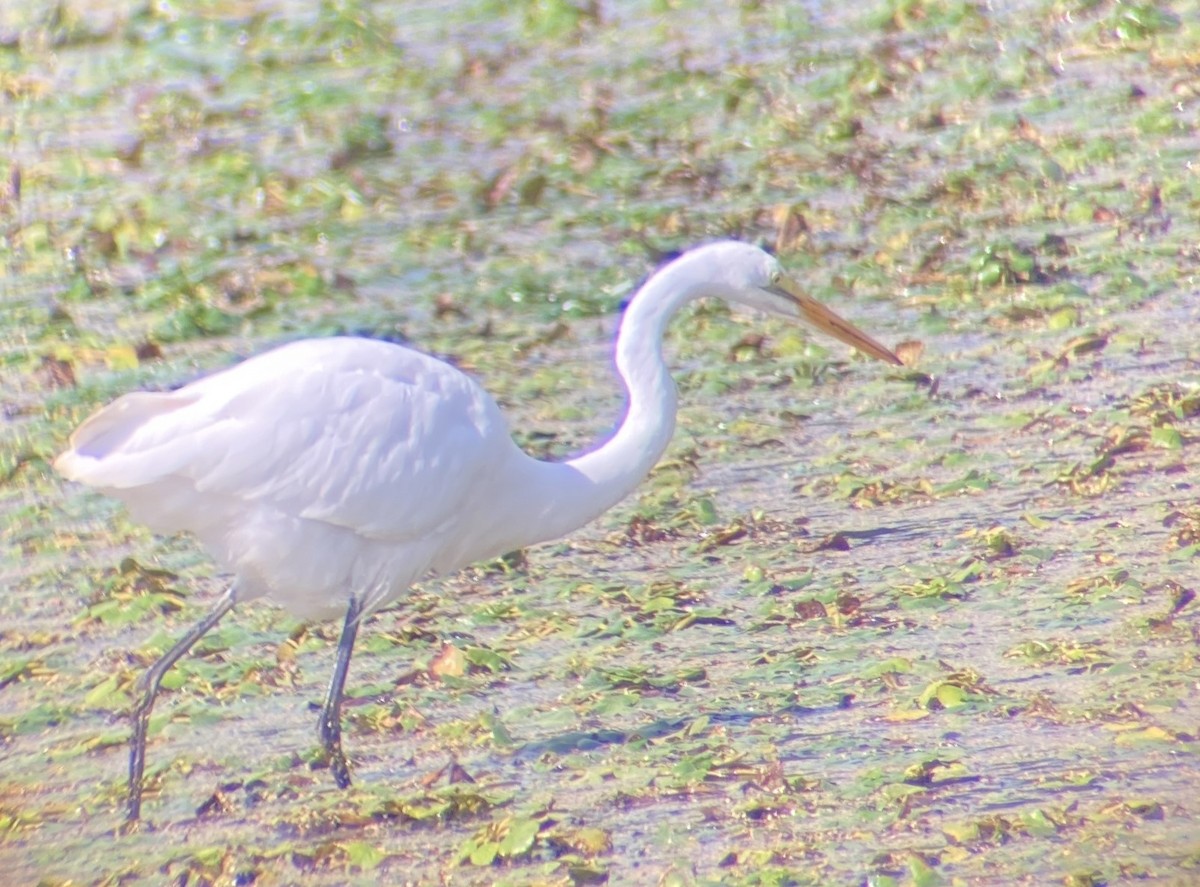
[60,338,524,618]
[56,241,900,821]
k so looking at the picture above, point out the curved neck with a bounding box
[503,259,712,545]
[567,278,683,508]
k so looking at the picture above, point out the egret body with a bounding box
[56,241,901,820]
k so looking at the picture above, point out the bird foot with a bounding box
[117,815,151,836]
[331,755,353,789]
[317,740,353,789]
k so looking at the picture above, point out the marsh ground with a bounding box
[1,1,1199,884]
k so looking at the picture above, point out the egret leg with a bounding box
[318,594,362,789]
[128,585,237,822]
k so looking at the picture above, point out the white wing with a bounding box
[59,337,515,541]
[56,338,523,614]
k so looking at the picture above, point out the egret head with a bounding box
[682,241,903,366]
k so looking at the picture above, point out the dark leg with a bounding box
[128,585,237,822]
[318,595,362,789]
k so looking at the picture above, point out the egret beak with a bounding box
[770,274,902,366]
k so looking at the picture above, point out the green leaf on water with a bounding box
[468,840,498,866]
[1047,307,1077,331]
[691,497,719,526]
[907,853,944,887]
[342,841,386,870]
[1021,808,1060,837]
[672,753,715,783]
[483,711,516,748]
[942,821,978,844]
[918,679,981,710]
[1150,425,1182,450]
[83,674,130,710]
[864,657,913,678]
[0,656,35,687]
[497,818,540,857]
[463,646,510,673]
[934,469,995,495]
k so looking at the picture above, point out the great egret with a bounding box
[56,240,901,821]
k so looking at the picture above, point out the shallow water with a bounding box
[2,0,1199,884]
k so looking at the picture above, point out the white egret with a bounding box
[56,240,901,821]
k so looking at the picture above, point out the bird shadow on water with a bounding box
[511,698,836,760]
[833,521,934,545]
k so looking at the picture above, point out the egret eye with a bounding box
[768,269,782,288]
